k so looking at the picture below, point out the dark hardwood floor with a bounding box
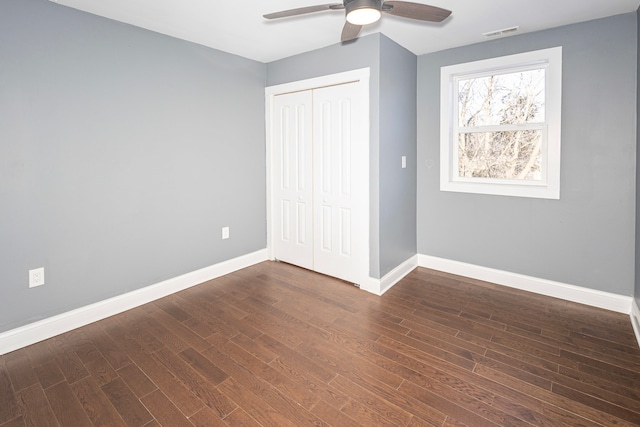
[1,261,640,426]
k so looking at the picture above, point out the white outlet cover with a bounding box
[222,227,230,239]
[29,267,45,288]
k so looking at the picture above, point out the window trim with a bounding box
[440,47,562,199]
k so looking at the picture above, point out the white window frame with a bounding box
[440,46,562,199]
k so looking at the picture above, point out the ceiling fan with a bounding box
[264,0,452,42]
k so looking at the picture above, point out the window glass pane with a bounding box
[458,130,542,180]
[458,69,545,127]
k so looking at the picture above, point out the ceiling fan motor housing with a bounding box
[345,0,383,25]
[345,0,383,16]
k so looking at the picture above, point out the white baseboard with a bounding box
[0,249,268,356]
[360,255,418,296]
[632,299,640,349]
[418,254,632,314]
[4,250,635,355]
[379,255,418,295]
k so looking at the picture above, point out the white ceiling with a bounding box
[51,0,640,63]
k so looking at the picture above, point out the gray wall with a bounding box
[418,13,638,296]
[267,34,383,278]
[0,0,266,332]
[379,35,417,275]
[636,6,640,308]
[267,34,419,279]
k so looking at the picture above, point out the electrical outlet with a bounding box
[222,226,230,240]
[29,267,45,288]
[402,156,407,169]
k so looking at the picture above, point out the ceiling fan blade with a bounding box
[382,1,451,22]
[341,21,362,42]
[264,3,344,20]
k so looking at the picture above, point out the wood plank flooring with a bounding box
[1,261,640,426]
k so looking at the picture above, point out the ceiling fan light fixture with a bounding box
[347,8,381,25]
[345,0,382,26]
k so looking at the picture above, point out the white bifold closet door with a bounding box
[273,90,314,270]
[272,81,366,284]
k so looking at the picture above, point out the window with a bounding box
[440,47,562,199]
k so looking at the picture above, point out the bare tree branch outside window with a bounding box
[456,69,545,181]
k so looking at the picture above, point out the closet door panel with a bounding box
[313,82,364,283]
[272,91,314,269]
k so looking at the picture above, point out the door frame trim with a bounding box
[265,68,371,285]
